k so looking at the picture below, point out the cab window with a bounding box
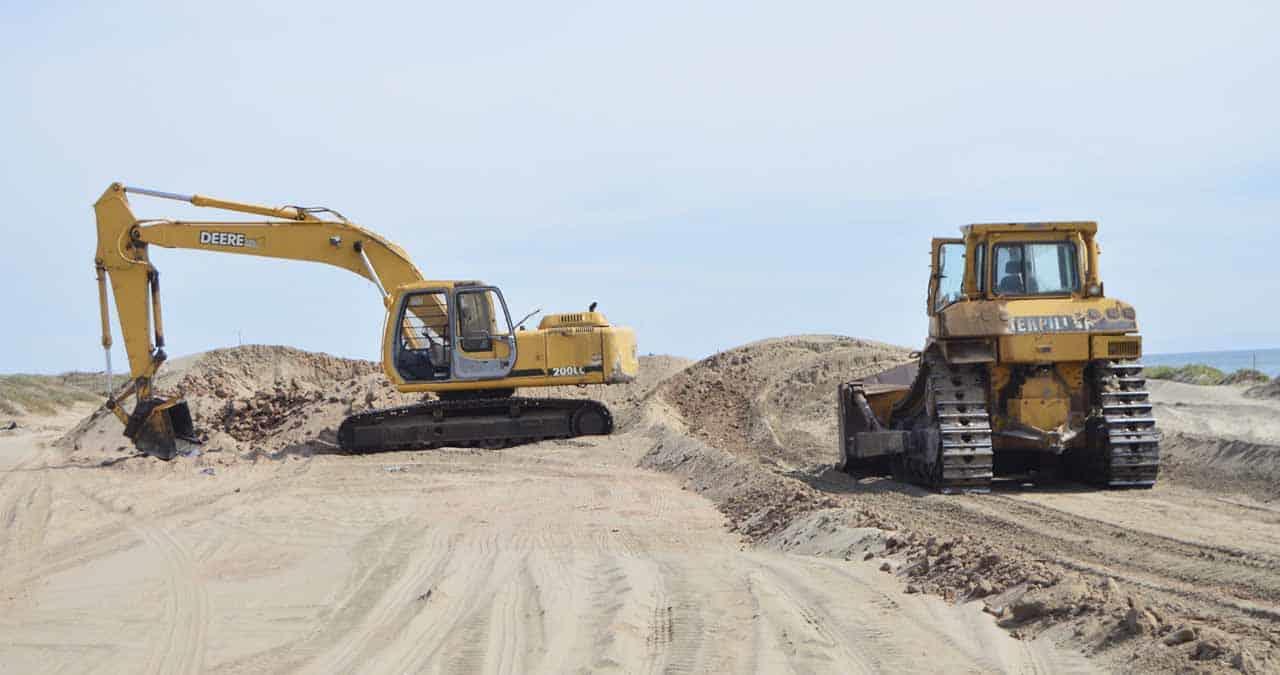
[935,242,965,312]
[994,242,1079,296]
[395,291,450,381]
[456,289,498,352]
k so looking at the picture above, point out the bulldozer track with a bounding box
[1084,360,1161,487]
[895,356,994,493]
[337,396,614,454]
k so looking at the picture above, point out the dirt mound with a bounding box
[657,335,911,469]
[640,429,849,539]
[59,346,688,464]
[60,345,419,462]
[523,354,692,429]
[1245,379,1280,400]
[1160,432,1280,501]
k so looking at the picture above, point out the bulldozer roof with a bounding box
[962,221,1097,236]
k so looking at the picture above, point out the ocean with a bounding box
[1144,348,1280,378]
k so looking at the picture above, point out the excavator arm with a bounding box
[93,182,428,455]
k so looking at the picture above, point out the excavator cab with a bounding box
[390,284,517,384]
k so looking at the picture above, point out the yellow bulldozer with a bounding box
[93,183,639,459]
[838,222,1159,493]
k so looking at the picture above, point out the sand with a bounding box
[641,338,1280,673]
[2,340,1278,673]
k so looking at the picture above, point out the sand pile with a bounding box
[637,335,914,538]
[524,354,692,429]
[1148,380,1280,500]
[656,335,912,469]
[61,345,419,461]
[1244,379,1280,400]
[60,346,690,463]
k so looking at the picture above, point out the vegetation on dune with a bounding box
[1143,364,1226,385]
[0,372,124,416]
[1144,364,1273,387]
[1221,368,1272,385]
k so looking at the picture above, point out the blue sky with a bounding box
[1,1,1277,374]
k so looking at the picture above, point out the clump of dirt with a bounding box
[657,335,911,469]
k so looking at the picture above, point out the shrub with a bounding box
[1221,368,1271,386]
[1143,364,1227,386]
[1143,365,1177,380]
[0,372,119,417]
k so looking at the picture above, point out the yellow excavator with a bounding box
[838,222,1159,493]
[93,183,639,459]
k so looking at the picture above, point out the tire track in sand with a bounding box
[742,564,877,674]
[134,524,209,675]
[363,534,507,674]
[292,522,446,673]
[483,557,549,675]
[0,440,53,576]
[53,483,209,674]
[977,493,1280,605]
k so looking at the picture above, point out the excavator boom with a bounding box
[94,183,429,456]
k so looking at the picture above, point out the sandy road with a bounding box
[0,417,1085,674]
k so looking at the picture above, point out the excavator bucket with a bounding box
[124,397,197,460]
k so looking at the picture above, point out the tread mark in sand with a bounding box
[52,484,209,675]
[977,494,1280,604]
[579,558,633,671]
[484,558,547,675]
[397,538,506,673]
[751,559,898,673]
[135,525,208,675]
[947,497,1280,621]
[646,604,674,649]
[654,563,707,675]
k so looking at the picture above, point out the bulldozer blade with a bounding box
[124,398,197,460]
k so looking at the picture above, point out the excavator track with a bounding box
[894,356,994,493]
[1084,360,1160,487]
[337,397,614,454]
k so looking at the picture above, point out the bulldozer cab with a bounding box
[389,284,517,383]
[930,224,1100,313]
